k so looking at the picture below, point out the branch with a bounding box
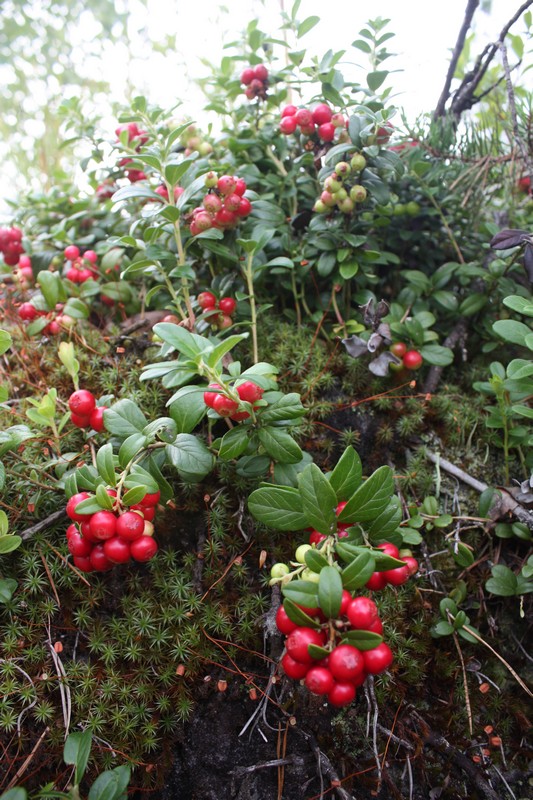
[449,0,533,119]
[499,41,533,183]
[20,508,67,540]
[434,0,480,119]
[423,317,468,394]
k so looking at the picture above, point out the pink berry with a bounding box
[280,116,298,135]
[64,245,80,260]
[312,103,333,125]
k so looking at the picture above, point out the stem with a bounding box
[290,270,302,327]
[164,179,195,327]
[243,251,259,364]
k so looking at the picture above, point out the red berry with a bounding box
[312,103,333,125]
[377,542,400,559]
[366,618,384,635]
[280,116,298,135]
[328,644,365,682]
[305,666,334,695]
[235,197,252,217]
[403,556,419,576]
[275,606,298,636]
[73,555,95,573]
[202,193,222,214]
[140,490,161,507]
[204,383,224,408]
[318,123,335,142]
[70,412,91,428]
[382,565,410,586]
[286,627,325,664]
[89,406,106,432]
[217,175,237,196]
[376,123,394,145]
[66,492,92,522]
[116,511,145,541]
[214,208,237,228]
[281,105,298,118]
[64,245,80,260]
[67,531,93,558]
[103,536,131,563]
[89,544,113,572]
[402,350,423,370]
[346,597,379,630]
[234,178,247,196]
[253,64,268,82]
[18,303,37,321]
[83,250,98,264]
[223,193,242,212]
[130,535,158,562]
[365,572,387,591]
[68,390,96,417]
[390,342,407,358]
[363,643,394,675]
[130,504,156,521]
[339,590,352,616]
[197,291,217,310]
[236,380,263,403]
[335,501,348,516]
[295,108,313,127]
[328,681,356,707]
[309,529,327,545]
[281,653,310,680]
[89,510,117,541]
[240,68,255,85]
[218,297,237,315]
[212,394,239,417]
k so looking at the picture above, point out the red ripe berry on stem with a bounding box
[312,103,332,125]
[377,542,400,559]
[275,605,298,636]
[103,537,131,563]
[318,123,335,142]
[403,350,423,370]
[66,492,92,522]
[236,380,263,403]
[204,384,224,408]
[363,642,394,674]
[382,564,410,586]
[346,597,379,630]
[328,644,365,682]
[218,297,237,315]
[281,105,298,118]
[89,406,106,433]
[253,64,268,81]
[212,394,239,417]
[240,67,255,85]
[116,511,145,541]
[64,245,80,260]
[236,197,252,217]
[280,116,298,135]
[217,175,237,196]
[305,666,334,695]
[68,390,96,417]
[197,291,217,310]
[286,627,325,664]
[281,653,310,680]
[389,342,407,358]
[89,510,117,541]
[90,544,113,572]
[131,536,158,562]
[328,681,356,707]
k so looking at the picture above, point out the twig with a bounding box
[499,40,533,183]
[424,450,533,530]
[410,710,501,800]
[434,0,480,119]
[230,755,303,775]
[19,508,67,540]
[5,726,49,790]
[297,729,355,800]
[364,678,382,786]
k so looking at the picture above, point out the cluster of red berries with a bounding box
[197,292,237,330]
[68,389,107,432]
[17,301,73,335]
[189,173,252,236]
[389,342,424,372]
[0,226,25,267]
[240,64,269,101]
[63,245,99,284]
[276,594,393,708]
[95,179,117,201]
[313,154,368,215]
[116,121,149,183]
[279,103,347,143]
[203,380,263,421]
[65,488,160,572]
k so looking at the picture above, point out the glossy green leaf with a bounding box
[96,443,116,486]
[248,485,309,530]
[328,446,363,499]
[341,551,375,590]
[281,579,319,608]
[298,463,338,535]
[341,630,383,650]
[257,427,302,464]
[282,597,321,628]
[337,465,394,523]
[318,565,343,618]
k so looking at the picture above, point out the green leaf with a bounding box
[281,579,319,608]
[0,536,22,554]
[118,434,148,468]
[297,463,338,535]
[112,184,162,203]
[304,549,329,573]
[308,643,330,660]
[166,434,214,482]
[168,387,207,433]
[434,514,453,528]
[122,485,148,506]
[452,542,475,567]
[95,484,113,510]
[219,426,250,461]
[152,323,209,359]
[125,464,159,493]
[164,159,195,186]
[485,564,519,596]
[259,393,306,422]
[88,764,131,800]
[142,417,177,443]
[0,330,12,355]
[493,319,531,345]
[297,15,320,37]
[337,465,394,523]
[36,270,60,309]
[366,70,388,91]
[257,427,302,463]
[366,499,402,539]
[204,335,249,370]
[248,485,309,530]
[328,446,363,499]
[420,345,454,367]
[0,789,28,800]
[104,401,148,437]
[503,295,533,317]
[0,509,8,536]
[432,620,454,637]
[64,730,92,785]
[282,597,321,628]
[74,498,104,516]
[96,443,116,486]
[0,578,18,604]
[459,293,487,316]
[340,630,383,651]
[317,566,343,618]
[341,551,375,590]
